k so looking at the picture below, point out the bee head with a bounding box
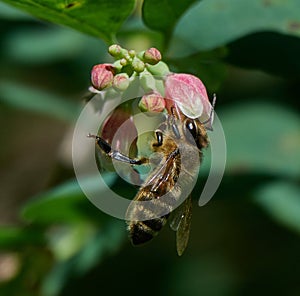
[183,118,208,150]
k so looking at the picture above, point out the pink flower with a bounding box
[164,73,212,122]
[91,63,115,90]
[101,105,137,155]
[139,91,166,114]
[100,106,139,183]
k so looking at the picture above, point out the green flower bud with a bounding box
[124,53,132,62]
[128,49,136,58]
[146,61,170,77]
[108,44,122,57]
[132,57,145,73]
[108,44,129,59]
[120,58,128,66]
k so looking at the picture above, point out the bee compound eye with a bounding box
[155,131,163,146]
[185,119,198,140]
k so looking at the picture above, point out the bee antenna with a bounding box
[211,93,217,110]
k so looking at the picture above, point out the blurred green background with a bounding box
[0,1,300,295]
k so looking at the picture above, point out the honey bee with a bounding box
[88,103,212,255]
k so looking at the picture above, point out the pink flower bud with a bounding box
[91,64,115,90]
[143,48,162,65]
[165,73,212,121]
[139,91,166,114]
[113,73,130,91]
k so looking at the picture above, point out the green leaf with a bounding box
[47,224,95,261]
[168,48,228,92]
[0,227,44,249]
[0,80,79,121]
[220,102,300,177]
[255,181,300,233]
[4,27,91,64]
[168,256,237,296]
[226,32,300,79]
[0,0,136,43]
[0,1,32,19]
[3,26,107,65]
[22,174,117,224]
[168,0,300,57]
[42,221,125,296]
[142,0,197,35]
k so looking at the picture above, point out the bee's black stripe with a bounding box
[142,215,169,231]
[130,222,154,245]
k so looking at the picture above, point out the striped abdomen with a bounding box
[126,150,181,245]
[126,186,172,245]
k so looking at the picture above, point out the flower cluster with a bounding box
[90,44,214,123]
[91,45,164,91]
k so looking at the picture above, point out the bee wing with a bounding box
[144,148,179,192]
[170,195,192,256]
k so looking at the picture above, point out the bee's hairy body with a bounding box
[90,107,210,255]
[126,112,209,246]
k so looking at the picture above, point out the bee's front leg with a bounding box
[88,134,148,165]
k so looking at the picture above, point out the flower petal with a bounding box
[165,73,212,120]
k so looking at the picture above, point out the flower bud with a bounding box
[132,57,145,73]
[143,47,162,65]
[146,61,170,77]
[165,73,212,121]
[128,49,136,58]
[108,44,122,57]
[139,91,166,114]
[113,73,130,91]
[120,58,128,66]
[91,64,115,90]
[108,44,129,60]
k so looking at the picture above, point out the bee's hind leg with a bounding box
[87,134,148,165]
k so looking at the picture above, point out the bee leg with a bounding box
[87,134,148,165]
